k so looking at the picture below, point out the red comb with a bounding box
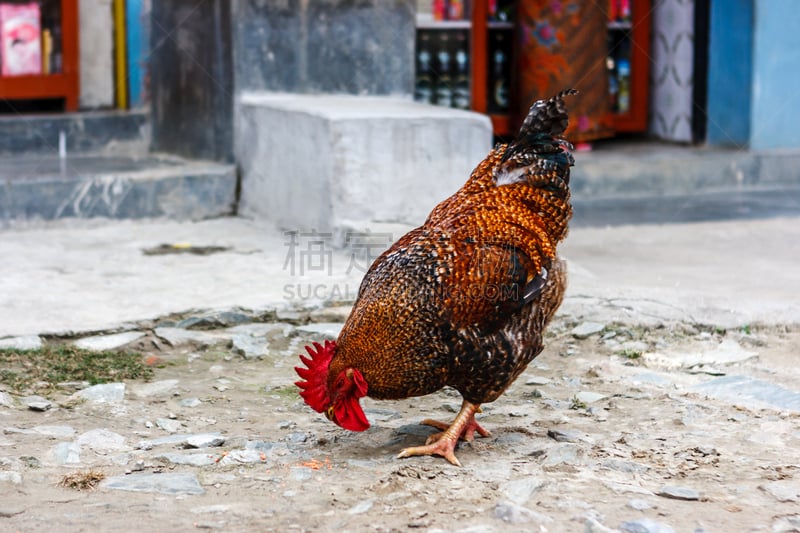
[294,340,336,412]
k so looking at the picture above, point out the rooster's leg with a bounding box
[418,411,490,442]
[397,400,486,466]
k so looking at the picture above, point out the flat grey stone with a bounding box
[493,500,553,525]
[547,429,582,443]
[285,432,308,444]
[218,449,266,465]
[771,516,800,533]
[231,333,267,359]
[137,434,193,450]
[177,310,252,330]
[180,398,202,408]
[154,327,220,347]
[22,396,52,411]
[74,383,125,403]
[0,471,22,484]
[657,485,700,501]
[156,418,182,433]
[525,376,551,386]
[542,443,584,467]
[571,321,605,339]
[155,452,217,467]
[139,432,224,450]
[32,425,76,438]
[50,441,81,465]
[500,478,546,505]
[76,429,128,453]
[184,433,226,448]
[602,459,650,474]
[620,518,676,533]
[692,375,800,413]
[761,480,799,502]
[295,322,344,339]
[73,331,145,351]
[244,440,283,453]
[56,381,90,391]
[627,498,652,510]
[130,379,180,398]
[225,322,294,337]
[102,472,204,495]
[575,391,607,404]
[0,391,13,408]
[0,335,42,350]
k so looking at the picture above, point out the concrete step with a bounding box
[0,154,236,223]
[0,110,148,156]
[571,140,800,198]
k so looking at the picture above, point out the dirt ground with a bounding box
[1,316,799,532]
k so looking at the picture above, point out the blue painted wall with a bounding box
[750,0,800,150]
[706,0,753,147]
[126,0,149,108]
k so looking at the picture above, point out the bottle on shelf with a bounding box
[617,57,630,114]
[488,31,510,112]
[435,32,454,108]
[432,0,446,21]
[489,0,514,22]
[606,54,618,113]
[452,30,470,109]
[619,0,631,23]
[414,32,434,104]
[448,0,465,20]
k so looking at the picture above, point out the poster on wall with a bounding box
[0,2,42,76]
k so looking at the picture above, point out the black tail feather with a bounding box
[500,89,577,165]
[517,88,578,140]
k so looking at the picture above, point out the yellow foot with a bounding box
[396,400,487,467]
[397,433,462,466]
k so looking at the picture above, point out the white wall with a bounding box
[79,0,114,109]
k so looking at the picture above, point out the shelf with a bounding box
[607,21,633,30]
[487,21,513,30]
[415,16,471,30]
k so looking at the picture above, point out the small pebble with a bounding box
[627,498,652,510]
[23,396,52,412]
[658,485,700,501]
[620,518,676,533]
[547,428,581,443]
[180,398,202,408]
[571,321,605,339]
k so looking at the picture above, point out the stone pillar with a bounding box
[149,0,234,162]
[232,0,415,95]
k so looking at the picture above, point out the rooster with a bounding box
[295,90,576,466]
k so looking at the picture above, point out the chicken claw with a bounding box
[397,400,486,466]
